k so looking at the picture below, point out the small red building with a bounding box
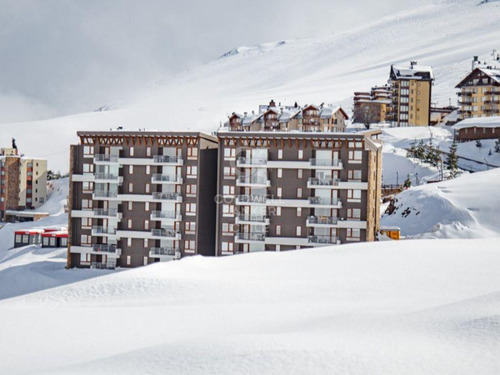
[452,116,500,141]
[41,231,69,248]
[14,229,44,248]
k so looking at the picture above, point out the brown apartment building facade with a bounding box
[67,131,218,269]
[0,146,48,222]
[215,103,382,255]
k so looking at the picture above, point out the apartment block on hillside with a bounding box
[353,85,392,125]
[388,61,434,127]
[67,131,218,269]
[0,143,48,222]
[216,105,382,255]
[455,56,500,120]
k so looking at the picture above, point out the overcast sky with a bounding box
[0,0,427,123]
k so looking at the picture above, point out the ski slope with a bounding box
[1,0,499,172]
[0,237,499,374]
[381,168,500,238]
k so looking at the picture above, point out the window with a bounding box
[128,219,133,229]
[185,240,196,251]
[187,184,197,195]
[348,150,362,163]
[146,147,151,157]
[348,170,362,181]
[130,147,134,157]
[297,188,302,198]
[222,204,234,216]
[146,166,150,175]
[128,183,134,192]
[80,253,91,263]
[222,223,234,235]
[127,256,131,265]
[278,149,283,159]
[187,147,198,159]
[298,150,303,159]
[129,165,134,174]
[347,189,362,202]
[347,208,361,220]
[128,201,133,210]
[144,220,149,230]
[222,242,234,252]
[224,148,236,160]
[277,187,282,197]
[297,169,303,178]
[83,163,94,173]
[186,203,197,215]
[276,207,281,216]
[83,146,94,155]
[347,228,361,241]
[127,238,132,247]
[297,207,302,217]
[276,225,281,235]
[145,202,149,211]
[15,234,21,243]
[185,221,196,233]
[277,169,282,178]
[81,234,91,245]
[82,199,91,209]
[223,167,236,178]
[143,238,149,248]
[296,226,301,236]
[187,166,198,178]
[222,185,234,196]
[82,217,92,229]
[145,183,150,193]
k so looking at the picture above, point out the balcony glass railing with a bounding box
[153,155,182,163]
[237,176,269,185]
[308,197,340,206]
[93,208,118,217]
[151,229,178,237]
[151,174,181,182]
[308,235,338,244]
[236,232,266,241]
[93,190,118,198]
[309,159,342,167]
[94,154,118,162]
[151,211,178,219]
[236,195,267,204]
[237,214,268,223]
[152,192,181,200]
[237,157,268,165]
[308,177,339,186]
[150,247,177,256]
[92,244,118,253]
[92,226,117,234]
[307,216,337,225]
[94,172,119,180]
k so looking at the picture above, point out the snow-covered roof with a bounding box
[391,64,434,80]
[478,67,500,84]
[452,116,500,130]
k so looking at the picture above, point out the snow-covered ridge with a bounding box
[1,0,500,173]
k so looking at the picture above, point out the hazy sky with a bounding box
[0,0,426,123]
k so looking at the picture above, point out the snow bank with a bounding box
[381,168,500,238]
[0,237,500,374]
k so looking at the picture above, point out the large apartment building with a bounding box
[216,103,382,255]
[388,61,434,127]
[455,57,500,120]
[67,131,218,269]
[0,144,47,221]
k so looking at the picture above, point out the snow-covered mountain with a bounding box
[1,0,499,172]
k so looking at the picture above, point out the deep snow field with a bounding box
[0,238,499,374]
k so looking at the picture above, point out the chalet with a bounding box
[452,116,500,141]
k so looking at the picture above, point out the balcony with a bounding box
[93,190,119,200]
[149,247,180,260]
[306,216,338,227]
[94,154,119,164]
[151,174,183,184]
[308,197,342,208]
[308,235,340,245]
[91,262,116,270]
[235,195,267,205]
[307,177,339,188]
[151,228,181,240]
[92,226,117,236]
[236,176,271,188]
[94,173,121,182]
[152,192,182,202]
[236,157,268,167]
[92,244,120,255]
[235,214,270,225]
[150,210,182,222]
[458,92,473,97]
[309,159,343,169]
[152,155,183,165]
[235,232,266,243]
[93,208,119,218]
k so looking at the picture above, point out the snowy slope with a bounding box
[0,238,499,374]
[381,168,500,238]
[1,0,499,172]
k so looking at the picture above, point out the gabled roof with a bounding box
[390,64,434,81]
[455,67,500,88]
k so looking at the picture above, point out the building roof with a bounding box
[41,231,68,238]
[452,116,500,130]
[77,131,217,143]
[390,64,434,81]
[15,229,45,235]
[455,67,500,88]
